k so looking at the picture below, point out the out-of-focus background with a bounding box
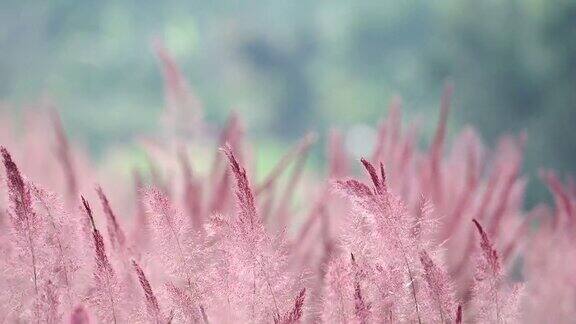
[1,1,575,205]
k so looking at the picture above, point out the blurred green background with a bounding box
[1,0,576,205]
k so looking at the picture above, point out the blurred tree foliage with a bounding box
[0,0,575,204]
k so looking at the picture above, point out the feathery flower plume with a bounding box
[82,196,119,323]
[274,288,306,324]
[371,96,402,165]
[207,166,231,214]
[419,250,457,322]
[334,158,425,323]
[487,137,524,238]
[256,132,315,195]
[144,187,205,321]
[451,150,517,278]
[147,155,172,197]
[427,82,453,204]
[51,110,78,202]
[154,40,203,138]
[360,157,386,195]
[31,185,78,306]
[96,186,127,253]
[207,113,244,215]
[217,144,300,322]
[131,169,149,249]
[178,148,202,230]
[327,129,348,178]
[441,132,481,240]
[2,147,34,235]
[472,219,500,276]
[275,133,316,228]
[541,170,574,227]
[471,219,521,323]
[210,112,243,179]
[132,260,164,322]
[2,147,42,315]
[221,144,258,229]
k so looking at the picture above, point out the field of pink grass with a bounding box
[0,44,573,323]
